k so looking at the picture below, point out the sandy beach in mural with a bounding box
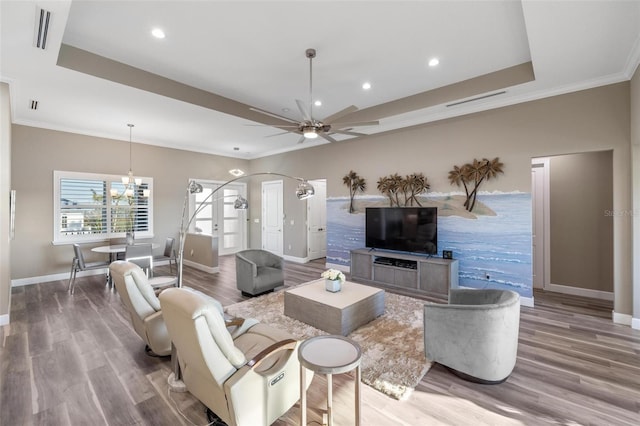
[326,192,533,299]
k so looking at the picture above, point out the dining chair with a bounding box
[125,243,154,277]
[153,237,177,274]
[68,243,110,294]
[126,243,178,290]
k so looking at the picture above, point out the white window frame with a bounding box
[53,170,154,244]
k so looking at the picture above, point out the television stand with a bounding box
[350,249,458,299]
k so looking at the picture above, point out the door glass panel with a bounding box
[224,219,239,233]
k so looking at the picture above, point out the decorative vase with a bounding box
[325,278,342,293]
[126,231,135,245]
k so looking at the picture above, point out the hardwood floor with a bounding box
[1,256,639,425]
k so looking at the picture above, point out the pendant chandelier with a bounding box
[111,123,149,198]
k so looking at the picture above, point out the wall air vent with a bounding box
[33,7,52,50]
[29,100,39,110]
[446,91,507,108]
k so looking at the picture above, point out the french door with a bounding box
[190,181,247,256]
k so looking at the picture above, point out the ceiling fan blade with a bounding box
[296,135,306,144]
[331,120,379,128]
[323,105,358,124]
[329,129,367,137]
[265,131,293,138]
[295,99,312,122]
[250,107,300,124]
[320,133,338,143]
[244,123,299,128]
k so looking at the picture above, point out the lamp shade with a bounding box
[295,181,315,200]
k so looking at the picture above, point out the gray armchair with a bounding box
[159,287,312,426]
[423,289,520,384]
[235,249,284,296]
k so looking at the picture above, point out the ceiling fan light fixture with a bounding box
[303,128,318,139]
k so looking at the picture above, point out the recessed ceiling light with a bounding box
[314,100,322,106]
[428,58,439,67]
[151,28,165,39]
[362,82,371,90]
[282,108,290,113]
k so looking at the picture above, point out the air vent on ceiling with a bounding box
[33,7,52,50]
[29,100,39,110]
[446,91,507,108]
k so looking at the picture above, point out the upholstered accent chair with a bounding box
[159,287,312,426]
[423,289,520,384]
[109,261,172,356]
[235,249,284,296]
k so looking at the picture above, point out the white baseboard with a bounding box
[632,317,640,330]
[613,311,632,326]
[183,260,219,274]
[0,314,9,326]
[546,283,614,301]
[520,296,534,308]
[12,268,107,287]
[283,254,310,264]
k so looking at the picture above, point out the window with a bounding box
[53,171,153,244]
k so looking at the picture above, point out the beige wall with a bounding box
[10,125,249,280]
[251,82,632,316]
[9,81,635,318]
[549,151,613,292]
[1,83,11,321]
[631,65,640,327]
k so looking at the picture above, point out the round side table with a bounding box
[298,335,362,426]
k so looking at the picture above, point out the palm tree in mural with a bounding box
[342,170,366,213]
[467,157,504,211]
[377,175,402,206]
[404,173,430,206]
[448,164,472,207]
[449,157,504,212]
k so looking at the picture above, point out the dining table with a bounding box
[92,242,160,262]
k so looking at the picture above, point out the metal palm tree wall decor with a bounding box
[342,170,366,213]
[448,157,504,212]
[376,172,430,207]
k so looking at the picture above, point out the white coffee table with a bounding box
[299,335,362,426]
[284,279,385,335]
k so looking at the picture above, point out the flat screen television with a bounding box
[365,207,437,255]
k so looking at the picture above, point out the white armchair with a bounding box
[109,261,172,356]
[159,287,312,426]
[423,288,520,384]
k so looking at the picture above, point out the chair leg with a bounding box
[68,259,78,294]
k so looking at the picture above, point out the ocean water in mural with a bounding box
[326,192,532,298]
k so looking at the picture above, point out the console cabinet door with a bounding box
[419,262,450,296]
[351,252,372,280]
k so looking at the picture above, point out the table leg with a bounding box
[300,364,307,426]
[355,365,361,426]
[327,373,333,426]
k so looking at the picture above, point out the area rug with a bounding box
[225,288,430,400]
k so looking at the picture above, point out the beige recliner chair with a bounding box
[109,261,172,356]
[159,287,312,426]
[423,288,520,384]
[235,249,284,296]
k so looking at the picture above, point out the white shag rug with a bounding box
[225,288,430,400]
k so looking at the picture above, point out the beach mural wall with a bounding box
[326,192,533,299]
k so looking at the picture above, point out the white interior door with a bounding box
[531,158,549,289]
[307,179,327,260]
[262,180,283,255]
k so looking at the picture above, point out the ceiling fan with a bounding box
[250,48,379,144]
